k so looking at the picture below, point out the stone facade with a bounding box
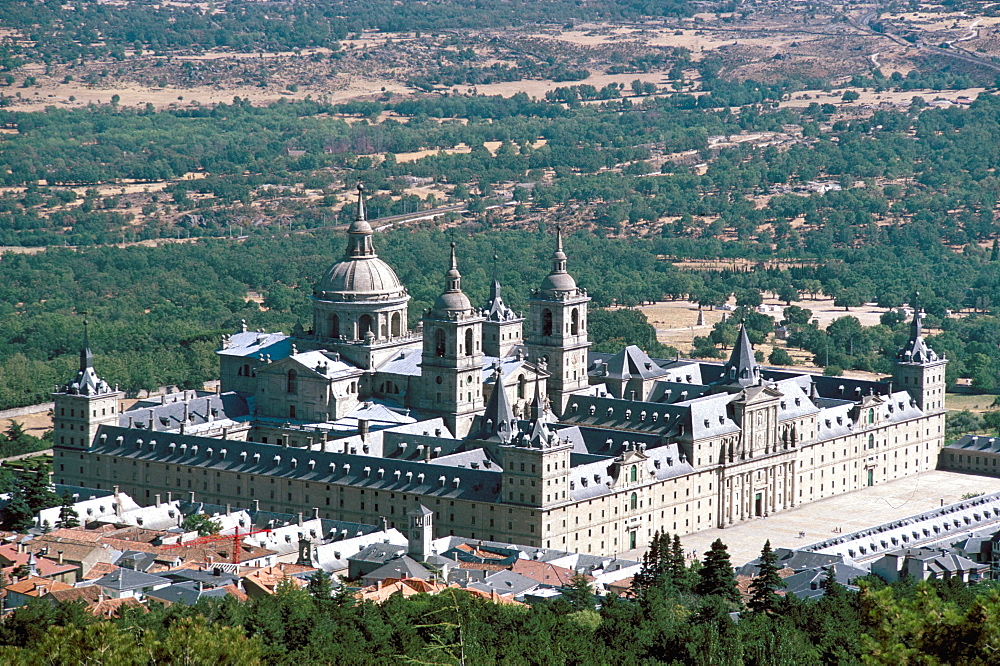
[51,192,949,557]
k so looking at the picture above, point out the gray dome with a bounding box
[433,290,473,312]
[539,271,577,295]
[315,256,406,299]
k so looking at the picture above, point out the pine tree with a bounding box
[668,533,686,587]
[55,493,80,529]
[307,568,334,601]
[696,539,740,603]
[992,239,999,262]
[747,540,785,614]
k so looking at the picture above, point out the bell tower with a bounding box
[526,228,590,415]
[420,243,485,437]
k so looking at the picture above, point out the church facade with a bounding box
[52,187,948,556]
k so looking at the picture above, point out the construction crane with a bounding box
[161,525,273,565]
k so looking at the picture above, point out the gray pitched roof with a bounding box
[475,367,517,442]
[363,555,432,582]
[469,570,539,597]
[145,581,231,606]
[603,346,667,381]
[349,543,407,566]
[896,296,940,364]
[718,322,761,388]
[92,425,503,502]
[91,567,171,592]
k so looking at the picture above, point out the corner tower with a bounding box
[419,243,485,437]
[52,320,123,452]
[526,228,590,415]
[893,293,947,412]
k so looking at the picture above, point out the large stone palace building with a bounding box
[52,186,948,556]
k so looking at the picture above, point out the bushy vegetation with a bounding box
[0,533,996,664]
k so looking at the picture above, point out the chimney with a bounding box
[253,499,260,512]
[57,551,64,565]
[183,402,189,423]
[167,492,172,503]
[313,507,319,519]
[380,516,388,532]
[297,512,303,527]
[222,426,228,439]
[155,494,161,508]
[161,394,166,405]
[189,491,195,503]
[17,542,24,555]
[148,409,155,431]
[358,420,369,441]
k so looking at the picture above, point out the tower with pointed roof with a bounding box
[52,319,123,451]
[715,321,762,390]
[419,243,486,437]
[482,274,524,358]
[311,183,411,369]
[526,228,590,415]
[893,293,947,412]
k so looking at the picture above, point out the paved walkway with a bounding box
[617,470,1000,566]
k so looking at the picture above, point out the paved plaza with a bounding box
[619,470,1000,566]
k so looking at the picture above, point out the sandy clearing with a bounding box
[780,87,985,109]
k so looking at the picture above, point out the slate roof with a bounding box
[363,556,433,583]
[217,331,292,361]
[484,279,520,323]
[121,392,250,432]
[145,581,232,606]
[92,425,504,503]
[349,543,407,566]
[717,323,761,388]
[947,434,1000,454]
[89,567,171,592]
[736,548,843,577]
[601,346,668,381]
[469,570,539,597]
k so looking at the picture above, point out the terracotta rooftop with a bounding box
[510,560,590,587]
[6,576,72,597]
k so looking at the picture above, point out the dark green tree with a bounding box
[307,568,334,601]
[55,493,80,529]
[22,470,57,514]
[747,540,785,614]
[696,539,740,603]
[563,573,596,610]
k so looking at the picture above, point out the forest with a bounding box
[0,0,694,67]
[0,533,995,665]
[4,221,1000,411]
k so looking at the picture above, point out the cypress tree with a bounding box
[634,530,662,595]
[669,533,688,591]
[747,540,785,614]
[696,539,740,603]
